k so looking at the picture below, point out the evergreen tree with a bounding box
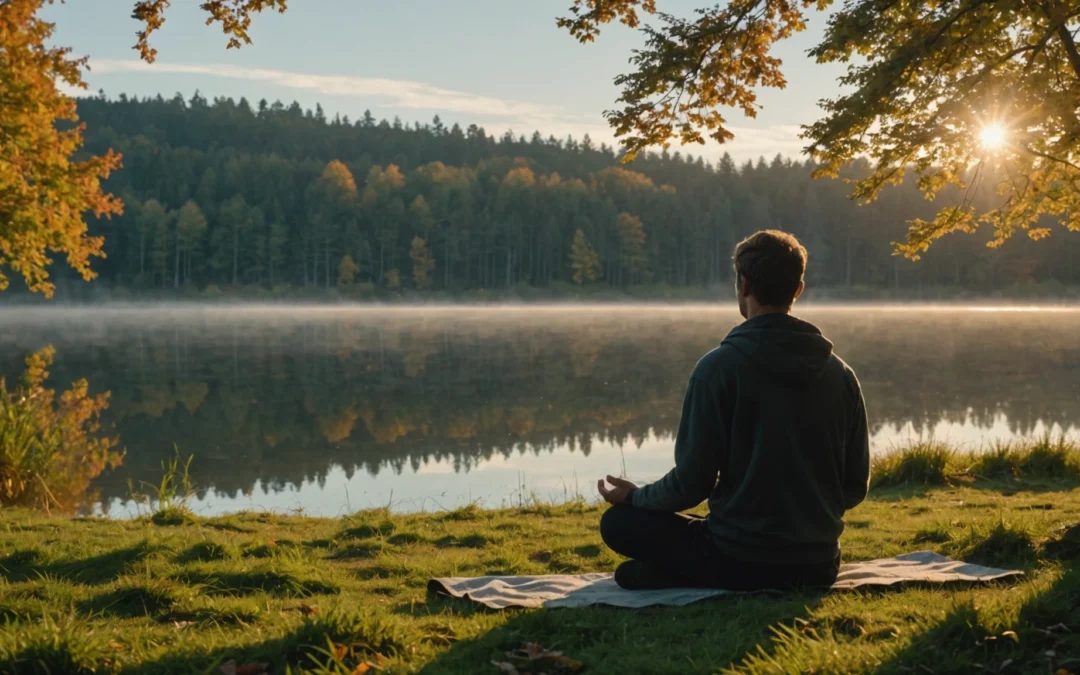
[174,200,207,287]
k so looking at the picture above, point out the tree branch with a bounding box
[1056,21,1080,78]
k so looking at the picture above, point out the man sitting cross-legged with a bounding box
[597,230,870,591]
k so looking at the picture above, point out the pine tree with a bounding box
[175,200,207,287]
[569,229,601,285]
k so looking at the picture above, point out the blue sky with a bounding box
[45,0,845,162]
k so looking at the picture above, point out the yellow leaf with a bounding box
[108,640,125,651]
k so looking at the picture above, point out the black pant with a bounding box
[600,505,840,590]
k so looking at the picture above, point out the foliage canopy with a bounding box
[558,0,1080,254]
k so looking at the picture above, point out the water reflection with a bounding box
[1,305,1077,515]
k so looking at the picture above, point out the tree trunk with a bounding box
[325,236,331,288]
[845,227,853,287]
[232,225,239,285]
[174,236,181,288]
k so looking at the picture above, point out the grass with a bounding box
[0,442,1078,673]
[870,435,1080,488]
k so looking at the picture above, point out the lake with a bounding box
[2,305,1078,517]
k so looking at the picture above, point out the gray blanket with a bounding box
[428,551,1022,609]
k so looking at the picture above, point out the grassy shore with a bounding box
[1,440,1079,674]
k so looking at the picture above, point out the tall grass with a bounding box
[0,347,120,512]
[128,448,197,525]
[871,435,1080,487]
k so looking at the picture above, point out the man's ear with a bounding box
[793,279,805,303]
[738,275,752,298]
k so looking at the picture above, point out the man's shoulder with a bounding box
[691,343,741,380]
[828,351,863,394]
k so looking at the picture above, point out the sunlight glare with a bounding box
[980,124,1007,151]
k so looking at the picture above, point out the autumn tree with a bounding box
[0,0,123,296]
[560,0,1080,252]
[409,236,435,290]
[306,160,358,288]
[616,212,649,285]
[337,254,358,290]
[569,229,601,285]
[363,165,407,282]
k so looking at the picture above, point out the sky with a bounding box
[44,0,847,163]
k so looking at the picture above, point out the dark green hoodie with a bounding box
[630,313,870,565]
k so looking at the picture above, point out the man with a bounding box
[597,230,870,591]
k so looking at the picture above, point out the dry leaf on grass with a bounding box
[219,660,270,675]
[284,602,319,616]
[499,642,584,673]
[107,641,125,651]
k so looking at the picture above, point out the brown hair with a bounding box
[733,230,808,307]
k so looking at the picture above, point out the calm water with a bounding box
[2,305,1078,516]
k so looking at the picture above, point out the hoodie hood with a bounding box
[721,313,834,384]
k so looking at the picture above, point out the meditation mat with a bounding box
[428,550,1022,609]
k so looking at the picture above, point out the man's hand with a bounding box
[597,475,638,505]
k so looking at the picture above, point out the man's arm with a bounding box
[630,376,726,512]
[843,380,871,510]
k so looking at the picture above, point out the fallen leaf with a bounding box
[286,602,319,616]
[234,663,269,675]
[492,662,520,674]
[332,642,349,660]
[1001,630,1019,643]
[352,664,372,675]
[1055,669,1073,675]
[172,620,194,630]
[108,640,125,651]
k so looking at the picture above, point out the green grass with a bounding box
[1,443,1079,673]
[871,435,1080,488]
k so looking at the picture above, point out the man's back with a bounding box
[599,230,871,590]
[698,313,869,564]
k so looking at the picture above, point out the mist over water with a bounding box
[2,304,1077,516]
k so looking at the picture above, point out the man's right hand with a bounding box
[597,475,638,505]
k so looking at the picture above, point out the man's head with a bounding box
[733,230,807,319]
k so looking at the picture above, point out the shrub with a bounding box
[0,347,120,512]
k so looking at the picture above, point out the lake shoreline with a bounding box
[2,442,1079,672]
[3,280,1080,308]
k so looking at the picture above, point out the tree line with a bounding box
[57,93,1080,297]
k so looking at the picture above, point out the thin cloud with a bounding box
[88,59,566,121]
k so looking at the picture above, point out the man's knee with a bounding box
[600,504,634,551]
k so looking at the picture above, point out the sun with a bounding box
[979,124,1007,151]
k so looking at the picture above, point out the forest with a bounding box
[47,93,1080,298]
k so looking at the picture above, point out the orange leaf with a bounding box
[352,663,372,675]
[333,643,349,660]
[108,640,125,651]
